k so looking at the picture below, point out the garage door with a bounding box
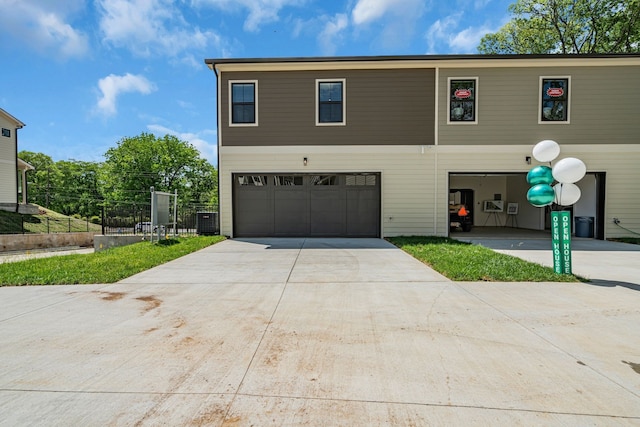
[233,173,380,237]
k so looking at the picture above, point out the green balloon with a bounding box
[527,184,555,207]
[526,166,553,185]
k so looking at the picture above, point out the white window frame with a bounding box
[538,76,571,125]
[447,77,478,125]
[229,80,258,127]
[316,78,346,126]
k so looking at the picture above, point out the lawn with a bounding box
[387,236,579,282]
[0,235,225,286]
[0,206,102,234]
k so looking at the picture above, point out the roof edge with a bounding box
[0,108,25,128]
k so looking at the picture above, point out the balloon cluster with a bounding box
[526,140,586,208]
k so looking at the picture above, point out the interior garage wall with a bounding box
[506,175,544,230]
[448,175,507,226]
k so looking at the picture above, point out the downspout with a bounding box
[14,125,20,213]
[213,63,221,234]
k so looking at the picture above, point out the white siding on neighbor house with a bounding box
[221,144,640,239]
[0,115,17,204]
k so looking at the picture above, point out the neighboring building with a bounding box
[205,54,640,240]
[0,108,37,214]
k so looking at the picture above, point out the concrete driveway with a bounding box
[1,238,639,425]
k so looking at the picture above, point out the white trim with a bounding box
[538,76,571,124]
[212,57,640,73]
[229,80,258,127]
[315,78,346,126]
[447,77,478,125]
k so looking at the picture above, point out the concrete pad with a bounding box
[1,238,639,425]
[458,236,640,286]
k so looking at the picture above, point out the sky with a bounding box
[0,0,514,166]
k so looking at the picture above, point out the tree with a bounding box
[478,0,640,54]
[18,151,60,208]
[101,133,217,209]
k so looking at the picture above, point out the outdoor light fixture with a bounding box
[525,156,532,165]
[303,157,308,166]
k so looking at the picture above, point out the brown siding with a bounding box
[221,69,435,146]
[439,66,640,145]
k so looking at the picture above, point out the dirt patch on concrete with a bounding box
[136,295,162,313]
[94,291,127,301]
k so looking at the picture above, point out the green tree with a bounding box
[18,151,61,208]
[55,160,102,217]
[101,133,217,209]
[478,0,640,54]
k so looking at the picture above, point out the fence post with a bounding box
[68,217,71,233]
[47,217,50,234]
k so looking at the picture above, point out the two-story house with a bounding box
[0,108,37,214]
[205,54,640,240]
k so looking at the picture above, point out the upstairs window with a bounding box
[540,77,570,123]
[448,78,477,124]
[316,79,345,125]
[230,80,258,126]
[1,128,10,137]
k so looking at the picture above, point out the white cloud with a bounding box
[96,73,156,117]
[351,0,426,49]
[194,0,304,32]
[0,0,88,58]
[318,14,349,55]
[97,0,222,57]
[449,25,494,52]
[425,13,501,53]
[147,124,218,164]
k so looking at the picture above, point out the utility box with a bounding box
[196,212,219,235]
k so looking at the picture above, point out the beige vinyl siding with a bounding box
[220,69,435,146]
[439,66,640,146]
[220,144,640,239]
[0,116,17,204]
[219,146,438,237]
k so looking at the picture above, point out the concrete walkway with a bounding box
[0,238,639,425]
[455,234,640,287]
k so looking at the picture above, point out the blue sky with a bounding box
[0,0,513,166]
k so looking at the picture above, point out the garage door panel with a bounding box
[233,173,380,237]
[310,189,346,236]
[234,190,273,237]
[274,189,309,236]
[346,188,380,237]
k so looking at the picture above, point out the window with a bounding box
[316,79,346,125]
[346,174,376,186]
[274,175,303,186]
[448,78,477,124]
[237,175,267,186]
[1,128,10,137]
[311,175,338,185]
[540,77,570,123]
[230,80,258,126]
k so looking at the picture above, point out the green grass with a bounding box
[0,235,225,286]
[608,237,640,245]
[387,236,579,282]
[0,206,101,234]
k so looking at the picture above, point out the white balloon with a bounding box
[552,157,586,184]
[533,139,560,162]
[554,183,581,206]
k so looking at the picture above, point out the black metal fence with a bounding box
[101,204,219,236]
[0,204,219,236]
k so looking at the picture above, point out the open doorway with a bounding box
[448,172,606,239]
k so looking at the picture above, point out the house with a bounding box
[205,54,640,240]
[0,108,37,214]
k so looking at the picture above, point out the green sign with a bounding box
[551,211,572,274]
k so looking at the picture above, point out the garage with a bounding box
[233,173,380,237]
